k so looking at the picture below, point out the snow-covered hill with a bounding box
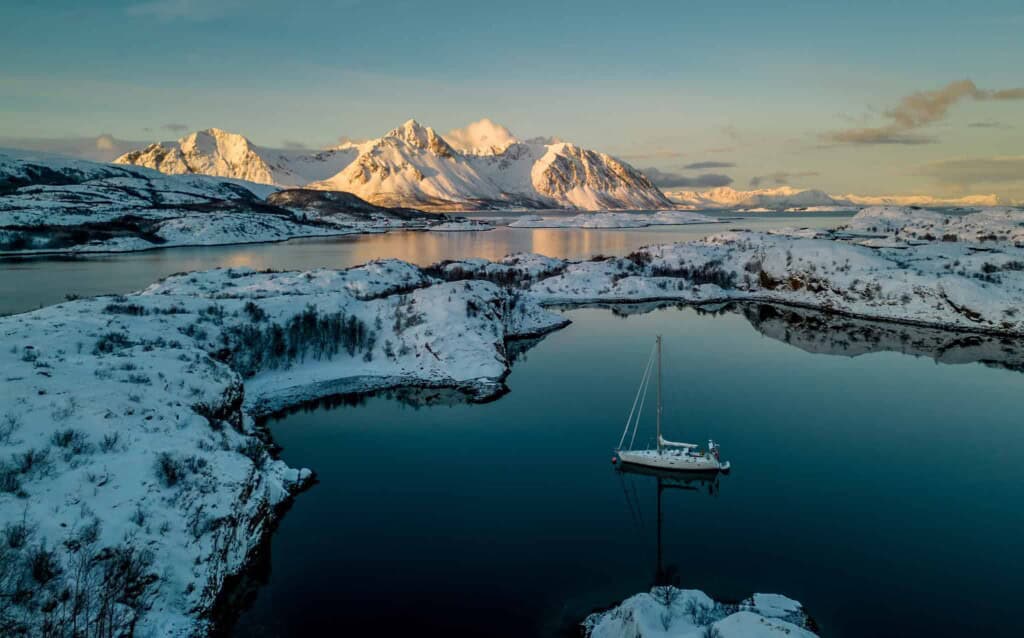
[667,185,1000,211]
[0,149,433,254]
[116,121,673,211]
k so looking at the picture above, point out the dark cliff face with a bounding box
[266,189,429,220]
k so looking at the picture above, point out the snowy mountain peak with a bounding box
[116,120,672,211]
[178,128,253,156]
[114,127,275,184]
[384,119,454,157]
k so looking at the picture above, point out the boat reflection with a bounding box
[616,463,721,587]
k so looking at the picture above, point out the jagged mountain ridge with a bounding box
[667,185,1001,210]
[667,186,848,210]
[114,128,358,187]
[115,121,672,211]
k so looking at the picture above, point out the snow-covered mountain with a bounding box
[838,192,1000,207]
[667,185,1001,210]
[666,186,848,210]
[115,121,672,211]
[114,128,357,187]
[0,148,432,254]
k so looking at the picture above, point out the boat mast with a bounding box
[656,335,662,454]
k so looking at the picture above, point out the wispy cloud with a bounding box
[916,156,1024,186]
[683,161,735,170]
[641,167,733,188]
[967,120,1013,129]
[749,171,819,188]
[162,123,189,132]
[822,80,1024,145]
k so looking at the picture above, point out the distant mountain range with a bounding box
[110,121,1004,212]
[115,120,671,212]
[665,185,1000,210]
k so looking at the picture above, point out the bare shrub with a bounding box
[93,332,132,355]
[0,414,20,444]
[50,428,93,460]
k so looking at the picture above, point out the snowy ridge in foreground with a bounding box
[0,261,566,635]
[585,587,817,638]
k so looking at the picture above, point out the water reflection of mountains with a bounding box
[576,301,1024,374]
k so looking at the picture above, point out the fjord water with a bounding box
[0,212,848,316]
[233,305,1024,638]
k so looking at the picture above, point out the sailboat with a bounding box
[613,336,731,473]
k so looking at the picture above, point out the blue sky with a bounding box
[2,0,1023,199]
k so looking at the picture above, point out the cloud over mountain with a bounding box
[443,118,517,154]
[683,161,736,170]
[641,167,733,188]
[0,134,144,162]
[916,156,1024,186]
[749,171,819,188]
[823,80,1024,145]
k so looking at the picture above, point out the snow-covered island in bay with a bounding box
[3,197,1024,634]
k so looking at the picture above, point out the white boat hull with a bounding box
[617,449,729,473]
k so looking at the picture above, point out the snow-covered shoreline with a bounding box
[4,205,1024,635]
[514,206,1024,337]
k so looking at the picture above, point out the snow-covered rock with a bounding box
[427,220,495,232]
[842,205,1024,245]
[583,587,817,638]
[116,121,673,211]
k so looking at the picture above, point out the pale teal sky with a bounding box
[1,1,1022,200]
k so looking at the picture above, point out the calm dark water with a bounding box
[232,305,1024,638]
[0,212,849,316]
